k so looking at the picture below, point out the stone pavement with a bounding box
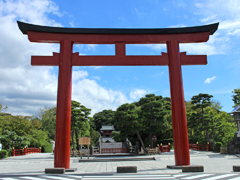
[0,150,240,175]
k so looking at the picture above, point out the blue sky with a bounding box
[0,0,240,116]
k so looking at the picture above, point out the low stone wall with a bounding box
[101,142,127,153]
[101,142,126,148]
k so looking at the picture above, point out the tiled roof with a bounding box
[100,125,115,131]
[230,105,240,114]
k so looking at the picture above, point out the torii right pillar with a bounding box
[167,40,190,165]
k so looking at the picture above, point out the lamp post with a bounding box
[152,135,157,148]
[227,105,240,154]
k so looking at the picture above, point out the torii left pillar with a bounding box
[54,40,73,169]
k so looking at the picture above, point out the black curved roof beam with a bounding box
[18,21,219,35]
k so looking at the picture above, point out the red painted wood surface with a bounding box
[167,40,190,166]
[31,52,207,66]
[189,144,198,150]
[12,147,41,156]
[27,31,210,44]
[189,143,210,151]
[160,144,171,152]
[54,40,73,169]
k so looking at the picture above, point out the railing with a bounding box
[93,147,100,154]
[189,143,198,150]
[189,142,210,151]
[101,148,127,153]
[12,147,41,156]
[159,143,171,152]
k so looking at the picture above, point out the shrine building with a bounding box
[100,125,115,143]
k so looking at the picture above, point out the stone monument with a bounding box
[227,105,240,154]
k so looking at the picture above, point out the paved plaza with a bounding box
[0,150,240,179]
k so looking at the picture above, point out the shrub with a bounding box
[42,142,53,153]
[0,150,8,159]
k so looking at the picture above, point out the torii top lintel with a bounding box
[17,21,218,66]
[18,21,218,44]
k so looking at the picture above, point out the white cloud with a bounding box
[192,0,240,55]
[194,1,240,38]
[72,70,88,82]
[72,79,131,115]
[134,8,141,16]
[153,71,164,77]
[219,20,240,37]
[204,76,216,84]
[0,0,61,116]
[130,89,147,100]
[195,0,240,20]
[93,76,101,80]
[86,44,97,50]
[180,43,217,55]
[0,0,131,116]
[167,24,186,28]
[0,0,61,26]
[200,15,217,23]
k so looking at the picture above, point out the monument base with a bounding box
[227,134,240,154]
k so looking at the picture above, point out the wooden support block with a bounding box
[182,165,204,172]
[45,168,65,174]
[233,165,240,172]
[117,166,137,173]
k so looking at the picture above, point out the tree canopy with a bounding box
[232,88,240,107]
[92,110,116,131]
[71,100,92,150]
[0,111,52,154]
[187,93,236,151]
[0,89,237,156]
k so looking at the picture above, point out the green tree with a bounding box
[93,110,116,131]
[0,111,52,153]
[114,103,148,153]
[137,94,169,147]
[89,120,100,146]
[39,107,56,140]
[187,94,237,151]
[189,93,214,149]
[71,100,92,150]
[111,131,126,142]
[191,93,213,113]
[232,88,240,107]
[0,104,8,113]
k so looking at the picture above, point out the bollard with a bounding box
[207,142,210,151]
[117,166,137,173]
[39,147,41,153]
[24,146,27,155]
[160,143,163,152]
[182,165,204,172]
[168,143,171,152]
[196,142,199,150]
[12,147,15,156]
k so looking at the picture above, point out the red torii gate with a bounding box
[18,21,218,169]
